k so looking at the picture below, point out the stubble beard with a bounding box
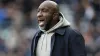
[39,17,53,31]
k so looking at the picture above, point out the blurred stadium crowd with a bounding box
[0,0,100,56]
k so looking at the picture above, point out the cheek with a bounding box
[45,13,53,19]
[45,15,53,21]
[43,12,53,21]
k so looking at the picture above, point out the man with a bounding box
[31,1,86,56]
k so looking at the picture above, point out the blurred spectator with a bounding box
[0,1,12,29]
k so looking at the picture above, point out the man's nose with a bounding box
[37,11,42,17]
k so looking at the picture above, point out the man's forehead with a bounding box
[38,3,49,9]
[38,1,57,10]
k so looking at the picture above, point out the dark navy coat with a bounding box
[31,26,86,56]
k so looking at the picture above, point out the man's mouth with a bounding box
[38,20,45,27]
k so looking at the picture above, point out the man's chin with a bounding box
[39,26,45,30]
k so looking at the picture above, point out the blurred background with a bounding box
[0,0,100,56]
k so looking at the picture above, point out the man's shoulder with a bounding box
[63,26,83,37]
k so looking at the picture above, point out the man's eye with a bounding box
[42,9,48,12]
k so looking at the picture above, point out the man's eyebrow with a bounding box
[38,7,49,11]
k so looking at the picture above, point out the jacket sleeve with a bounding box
[68,30,86,56]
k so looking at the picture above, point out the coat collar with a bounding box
[55,26,69,35]
[35,30,43,38]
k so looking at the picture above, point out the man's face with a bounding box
[37,3,54,30]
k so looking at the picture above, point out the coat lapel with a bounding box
[32,30,43,56]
